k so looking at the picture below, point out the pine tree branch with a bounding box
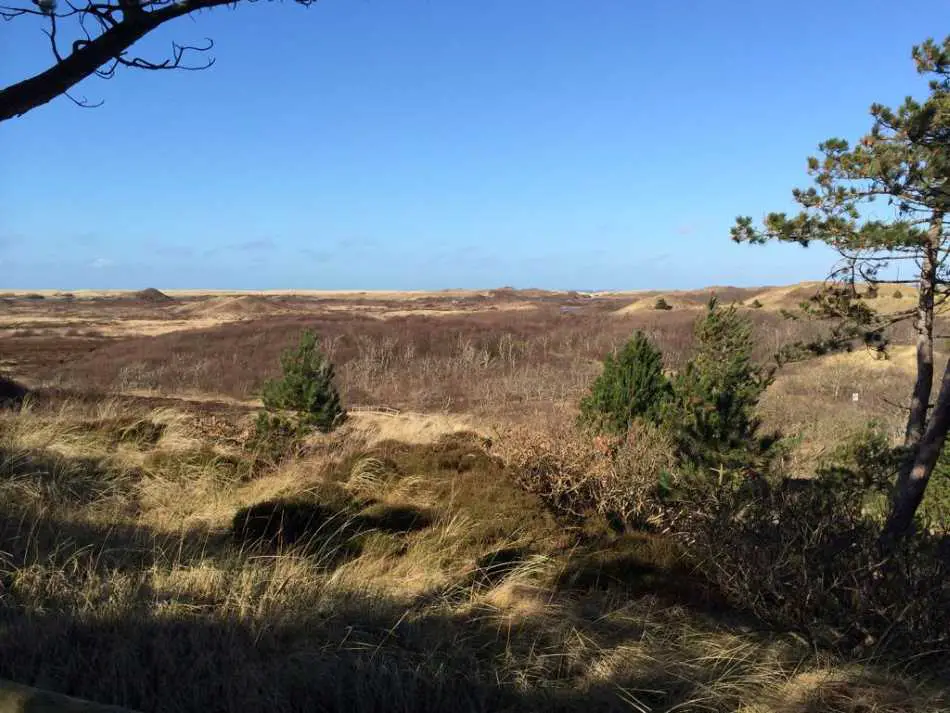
[0,0,317,122]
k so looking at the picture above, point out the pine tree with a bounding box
[261,330,346,434]
[732,35,950,540]
[664,298,774,476]
[579,331,671,435]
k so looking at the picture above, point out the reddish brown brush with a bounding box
[36,304,828,416]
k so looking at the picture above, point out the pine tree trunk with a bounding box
[886,211,945,540]
[903,231,938,449]
[884,357,950,539]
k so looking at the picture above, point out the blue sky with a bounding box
[2,0,947,290]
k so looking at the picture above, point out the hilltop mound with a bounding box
[750,282,823,310]
[133,287,174,303]
[488,287,519,300]
[607,283,913,316]
[178,295,288,319]
[751,281,925,315]
[612,286,767,316]
[612,291,706,315]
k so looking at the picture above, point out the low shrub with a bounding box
[245,412,309,466]
[595,420,676,528]
[925,454,950,528]
[814,422,898,515]
[662,423,950,658]
[499,422,608,520]
[499,420,672,529]
[675,477,950,657]
[815,421,950,529]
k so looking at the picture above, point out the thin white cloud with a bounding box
[299,248,336,262]
[90,257,115,269]
[155,245,195,258]
[235,238,275,252]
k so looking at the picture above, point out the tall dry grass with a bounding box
[757,347,941,474]
[0,402,943,712]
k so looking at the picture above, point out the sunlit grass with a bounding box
[0,402,945,712]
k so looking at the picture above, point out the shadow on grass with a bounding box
[230,496,435,572]
[0,449,944,712]
[0,499,811,713]
[0,506,232,577]
[0,445,141,509]
[1,603,662,713]
[0,374,29,410]
[232,499,433,547]
[555,532,733,616]
[4,541,941,713]
[0,446,234,575]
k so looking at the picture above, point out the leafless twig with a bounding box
[0,0,247,121]
[114,37,215,70]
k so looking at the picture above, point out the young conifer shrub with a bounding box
[663,298,776,480]
[578,331,671,436]
[261,330,347,434]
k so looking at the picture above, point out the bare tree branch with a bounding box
[0,0,316,122]
[114,36,214,70]
[63,88,104,107]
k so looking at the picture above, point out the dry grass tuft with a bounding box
[0,401,945,712]
[764,667,947,713]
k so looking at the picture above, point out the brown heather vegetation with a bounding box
[28,298,860,413]
[0,287,948,712]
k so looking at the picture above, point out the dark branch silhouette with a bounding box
[0,0,314,122]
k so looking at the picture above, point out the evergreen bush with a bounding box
[662,298,776,480]
[578,331,671,435]
[261,330,346,434]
